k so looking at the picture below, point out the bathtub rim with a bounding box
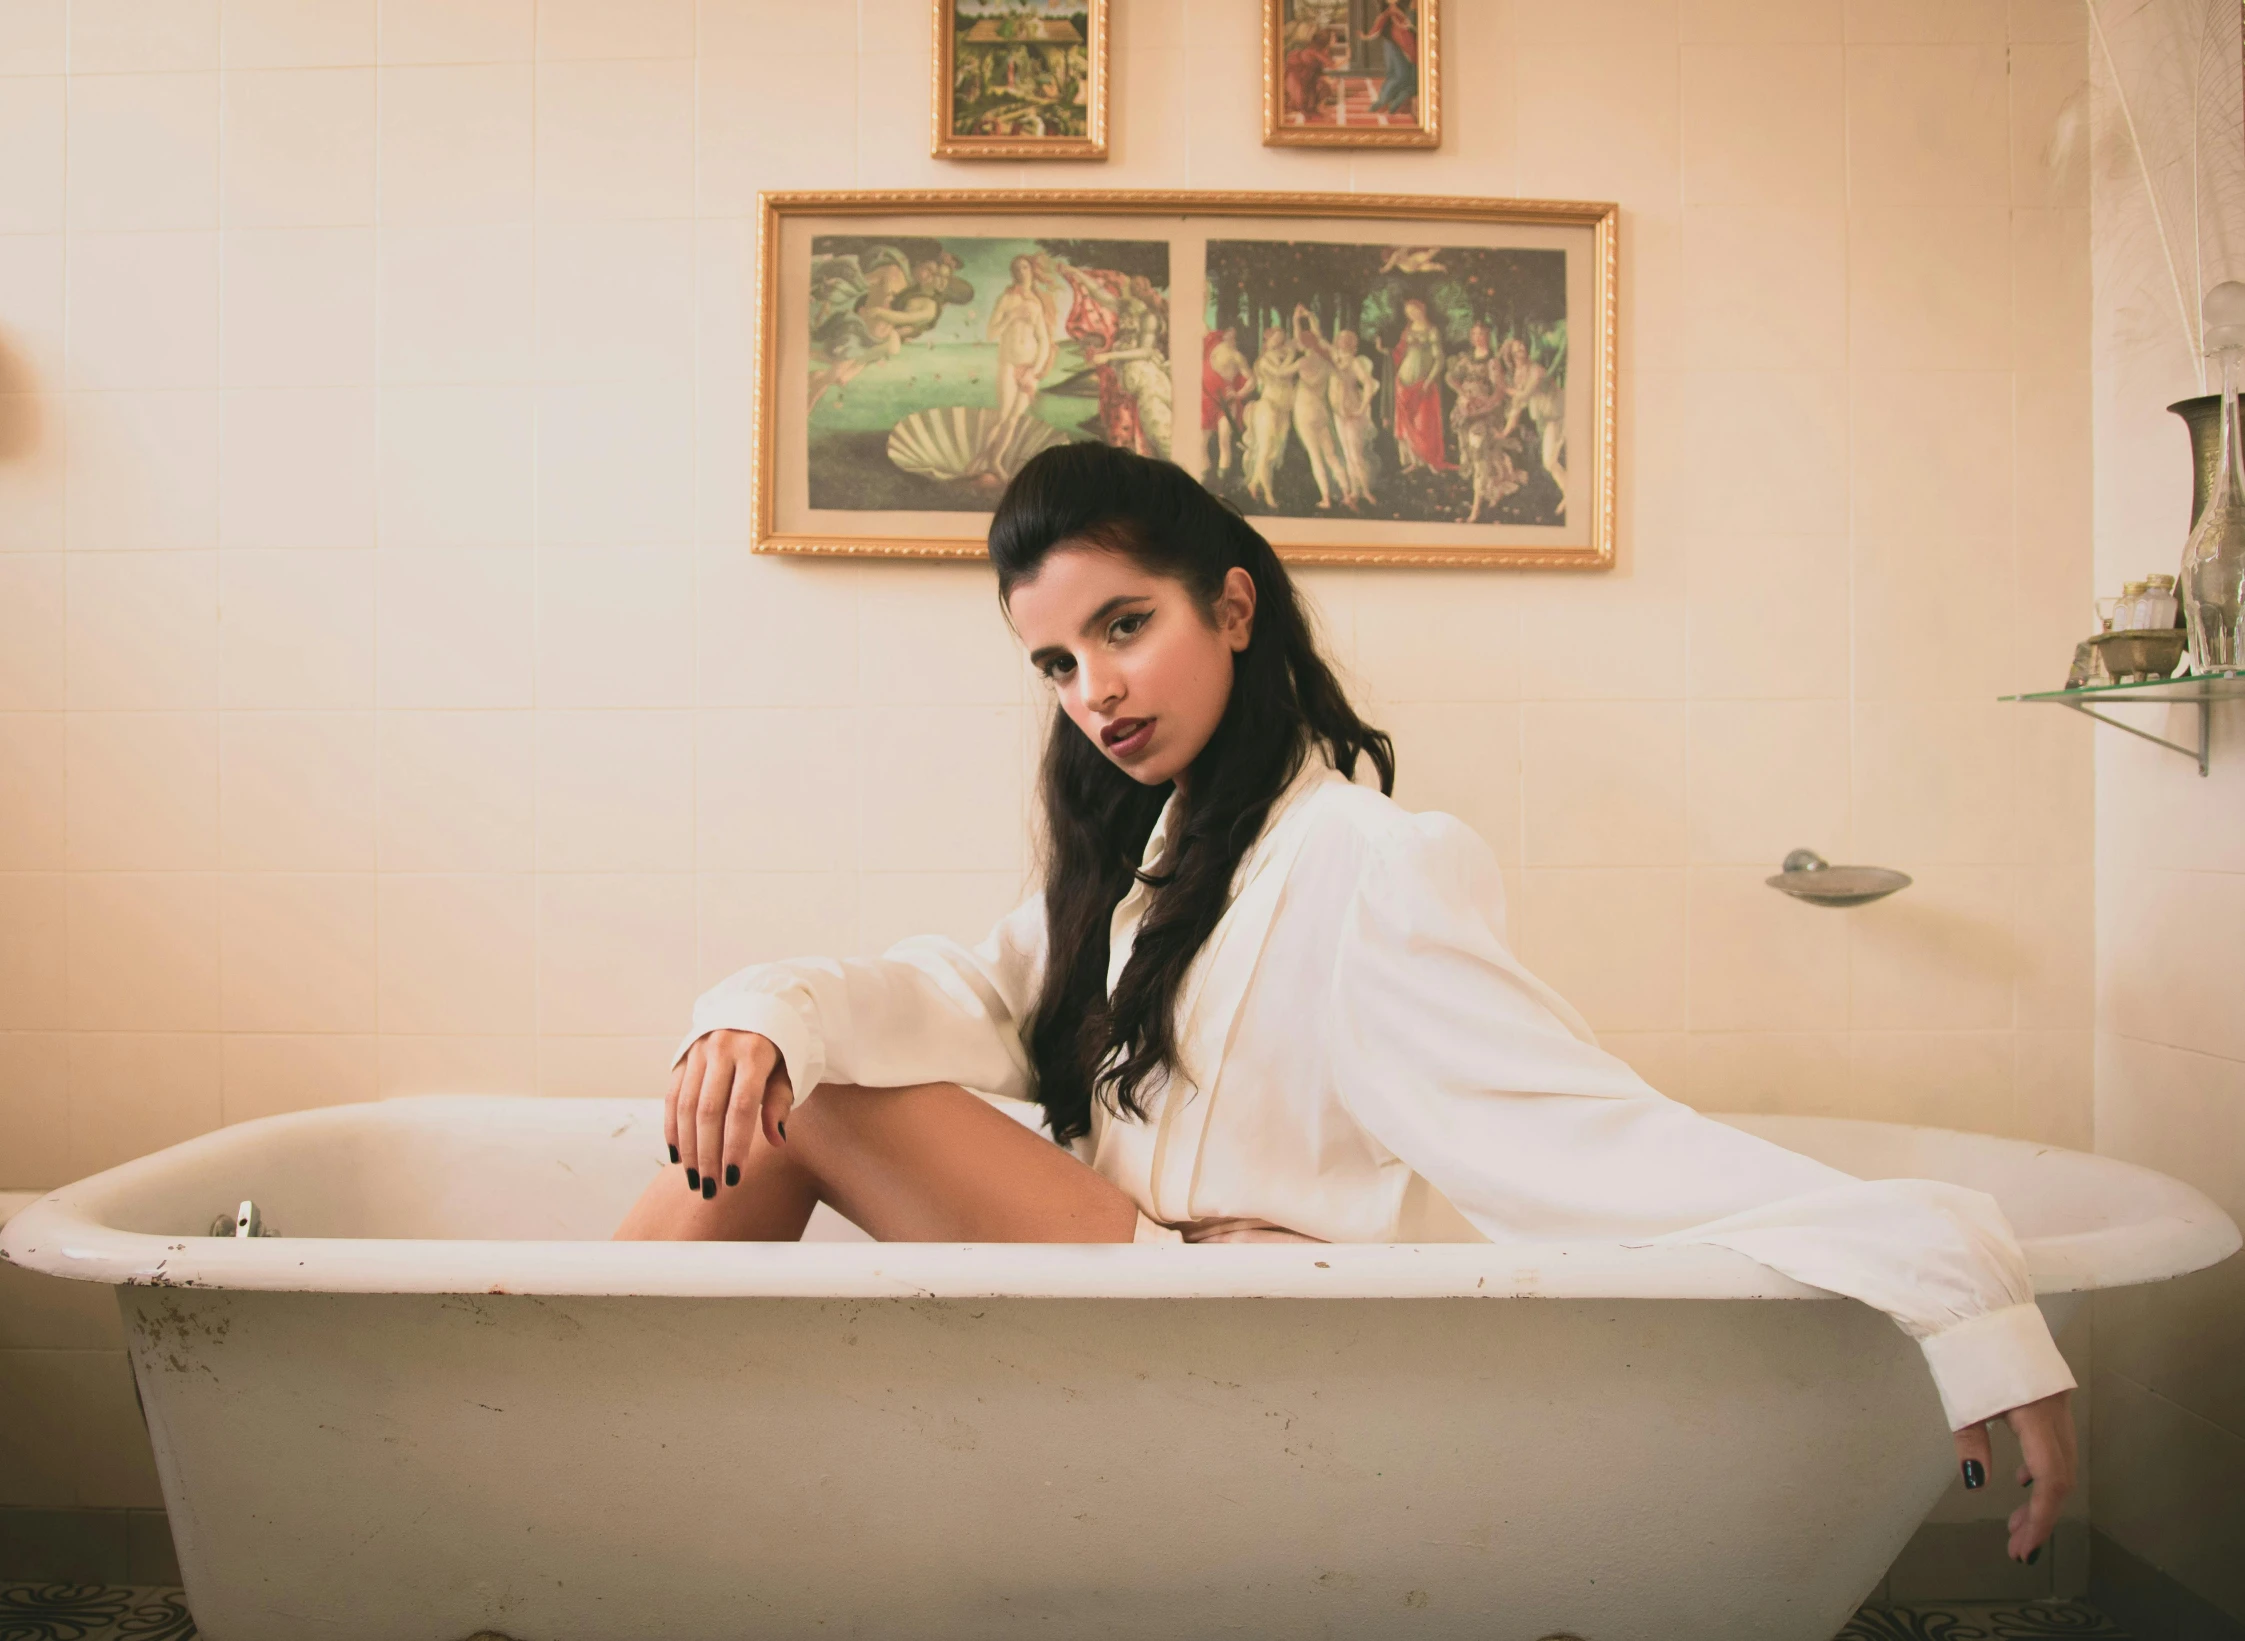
[2,1096,2236,1302]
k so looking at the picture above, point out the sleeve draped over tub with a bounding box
[678,756,2076,1435]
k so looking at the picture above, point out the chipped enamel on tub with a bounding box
[3,1096,2235,1641]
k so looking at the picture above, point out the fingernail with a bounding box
[2027,1546,2040,1566]
[701,1176,716,1200]
[668,1144,680,1164]
[1962,1459,1985,1490]
[725,1163,740,1187]
[776,1120,787,1141]
[685,1167,700,1191]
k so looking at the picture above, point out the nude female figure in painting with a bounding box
[1243,326,1303,510]
[1327,329,1381,507]
[966,254,1058,481]
[1288,306,1348,510]
[1499,334,1566,492]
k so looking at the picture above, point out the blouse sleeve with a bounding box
[1322,812,2076,1433]
[674,890,1048,1110]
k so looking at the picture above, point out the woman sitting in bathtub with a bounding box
[616,442,2076,1563]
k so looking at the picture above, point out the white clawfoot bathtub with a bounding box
[3,1096,2235,1641]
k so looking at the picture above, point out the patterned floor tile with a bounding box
[1836,1600,2133,1641]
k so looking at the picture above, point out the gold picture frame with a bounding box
[754,189,1616,569]
[931,0,1109,161]
[1264,0,1440,149]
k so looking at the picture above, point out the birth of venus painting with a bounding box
[807,235,1171,514]
[1203,239,1566,527]
[1267,0,1439,147]
[946,1,1095,142]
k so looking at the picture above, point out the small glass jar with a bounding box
[2139,572,2179,630]
[2117,580,2150,630]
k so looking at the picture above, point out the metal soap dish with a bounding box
[1765,848,1911,908]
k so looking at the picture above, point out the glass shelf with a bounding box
[2000,669,2245,776]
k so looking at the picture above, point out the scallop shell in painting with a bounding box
[886,406,1069,485]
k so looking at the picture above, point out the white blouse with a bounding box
[680,747,2076,1432]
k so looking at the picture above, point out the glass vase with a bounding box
[2180,348,2245,673]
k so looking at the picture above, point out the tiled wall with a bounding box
[3,0,2093,1525]
[2084,1,2245,1623]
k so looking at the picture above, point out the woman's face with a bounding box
[1004,543,1256,790]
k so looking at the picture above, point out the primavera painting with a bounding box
[1203,239,1565,526]
[807,234,1171,513]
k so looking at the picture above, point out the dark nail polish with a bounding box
[776,1120,787,1141]
[725,1164,740,1187]
[685,1167,699,1190]
[701,1176,716,1200]
[668,1144,680,1164]
[2027,1546,2040,1566]
[1962,1459,1985,1490]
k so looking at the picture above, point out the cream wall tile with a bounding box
[1843,0,2005,41]
[2099,1249,2245,1453]
[1619,212,1686,376]
[220,226,375,385]
[535,218,693,382]
[1679,206,1846,370]
[536,1034,673,1098]
[697,871,859,987]
[2008,0,2084,42]
[1679,45,1844,205]
[220,711,376,869]
[66,712,219,868]
[1853,530,2014,703]
[1514,45,1680,207]
[2012,864,2091,1028]
[856,871,1032,958]
[858,706,1025,873]
[66,73,218,230]
[1522,701,1687,867]
[1685,700,1850,866]
[0,1344,165,1506]
[1516,557,1689,702]
[0,714,64,868]
[2011,708,2091,867]
[692,371,752,546]
[691,552,857,704]
[64,390,220,549]
[375,383,534,543]
[2012,212,2090,374]
[1681,371,1848,534]
[66,550,219,709]
[1852,701,2014,865]
[1848,1028,2014,1131]
[2091,1363,2245,1612]
[1685,866,1848,1029]
[2095,1035,2245,1220]
[536,871,696,1035]
[1596,1032,1689,1097]
[70,0,218,72]
[1350,570,1525,704]
[377,222,535,382]
[0,556,65,710]
[220,386,377,546]
[0,392,65,553]
[534,59,695,219]
[1848,206,2011,370]
[693,217,753,380]
[698,0,856,55]
[1847,864,2015,1030]
[219,548,375,708]
[0,3,66,74]
[223,0,374,68]
[378,0,532,64]
[2009,40,2088,208]
[0,874,66,1029]
[376,710,534,872]
[1384,701,1522,865]
[65,231,219,389]
[67,1032,222,1175]
[852,52,992,192]
[375,547,535,707]
[1844,44,2009,204]
[65,872,220,1031]
[1680,0,1841,40]
[696,53,857,213]
[0,1033,70,1187]
[1684,533,1850,699]
[1850,370,2011,539]
[376,63,534,223]
[0,233,66,384]
[696,708,860,871]
[0,75,65,232]
[221,1031,377,1122]
[219,870,376,1031]
[535,381,694,544]
[539,0,694,59]
[376,1031,534,1097]
[2012,1028,2089,1148]
[1514,0,1679,43]
[1683,1030,1852,1113]
[855,563,1029,706]
[221,67,375,227]
[2101,870,2245,1064]
[535,710,693,871]
[377,873,535,1033]
[1517,868,1688,1032]
[536,546,695,707]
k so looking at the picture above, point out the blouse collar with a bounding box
[1136,740,1344,876]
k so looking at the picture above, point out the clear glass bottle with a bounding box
[2118,580,2150,630]
[2181,284,2245,672]
[2139,572,2179,630]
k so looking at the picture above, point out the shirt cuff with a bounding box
[1917,1301,2078,1431]
[671,992,824,1109]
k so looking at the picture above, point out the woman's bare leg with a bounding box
[612,1080,1141,1244]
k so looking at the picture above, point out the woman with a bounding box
[1364,0,1419,120]
[617,443,2076,1565]
[1389,296,1455,474]
[1326,327,1381,506]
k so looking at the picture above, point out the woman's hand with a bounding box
[665,1029,796,1198]
[1952,1388,2076,1562]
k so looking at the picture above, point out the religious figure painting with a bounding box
[806,235,1170,514]
[757,191,1613,568]
[1265,0,1440,148]
[933,0,1109,160]
[1202,239,1565,527]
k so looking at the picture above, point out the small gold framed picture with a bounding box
[932,0,1110,162]
[1265,0,1440,149]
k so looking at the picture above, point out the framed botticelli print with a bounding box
[753,189,1616,569]
[1265,0,1440,148]
[932,0,1109,160]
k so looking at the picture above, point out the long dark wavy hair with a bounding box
[987,442,1395,1145]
